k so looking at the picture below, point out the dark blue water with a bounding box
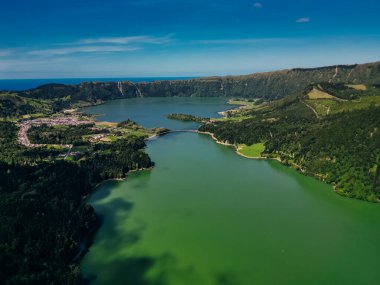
[0,77,195,91]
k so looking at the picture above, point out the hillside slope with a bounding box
[0,93,55,118]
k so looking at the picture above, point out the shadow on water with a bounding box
[83,197,162,285]
[84,251,200,285]
[94,197,134,218]
[215,272,240,285]
[127,170,154,189]
[90,180,122,202]
[83,256,163,285]
[90,198,145,249]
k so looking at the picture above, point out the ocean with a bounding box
[0,77,195,91]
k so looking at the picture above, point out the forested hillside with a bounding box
[200,84,380,202]
[0,122,153,285]
[0,93,57,118]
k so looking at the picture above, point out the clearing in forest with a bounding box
[345,84,367,90]
[307,88,335,100]
[237,143,265,158]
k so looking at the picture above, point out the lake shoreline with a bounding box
[197,131,281,162]
[198,130,380,203]
[78,165,155,266]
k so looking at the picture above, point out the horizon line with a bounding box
[1,59,379,81]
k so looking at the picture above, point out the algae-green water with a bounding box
[82,97,380,285]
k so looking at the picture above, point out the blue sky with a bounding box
[0,0,379,78]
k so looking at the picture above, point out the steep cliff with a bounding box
[16,61,380,101]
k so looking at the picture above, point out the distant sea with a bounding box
[0,77,196,91]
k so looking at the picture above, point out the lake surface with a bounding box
[81,97,380,285]
[84,97,231,130]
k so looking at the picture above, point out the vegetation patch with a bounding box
[317,82,379,100]
[228,99,258,107]
[0,93,54,118]
[167,113,208,123]
[95,121,118,128]
[237,143,265,158]
[212,115,252,122]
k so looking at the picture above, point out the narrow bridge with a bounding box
[147,129,199,140]
[164,129,198,133]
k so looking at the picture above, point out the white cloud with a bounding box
[193,38,291,45]
[253,2,263,9]
[6,34,172,57]
[28,45,140,56]
[296,17,310,23]
[78,35,173,45]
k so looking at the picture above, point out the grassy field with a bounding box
[95,121,118,128]
[346,84,367,90]
[46,145,66,150]
[126,130,151,137]
[228,99,257,107]
[213,115,252,122]
[99,136,114,142]
[237,143,265,158]
[307,88,335,100]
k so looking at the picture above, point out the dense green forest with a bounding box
[200,86,380,202]
[167,113,209,122]
[0,121,153,285]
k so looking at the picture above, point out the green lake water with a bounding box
[82,97,380,285]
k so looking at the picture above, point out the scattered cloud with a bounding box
[296,17,310,23]
[0,34,172,58]
[193,38,291,45]
[253,2,263,9]
[0,49,13,57]
[78,35,173,45]
[28,46,140,56]
[0,57,69,73]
